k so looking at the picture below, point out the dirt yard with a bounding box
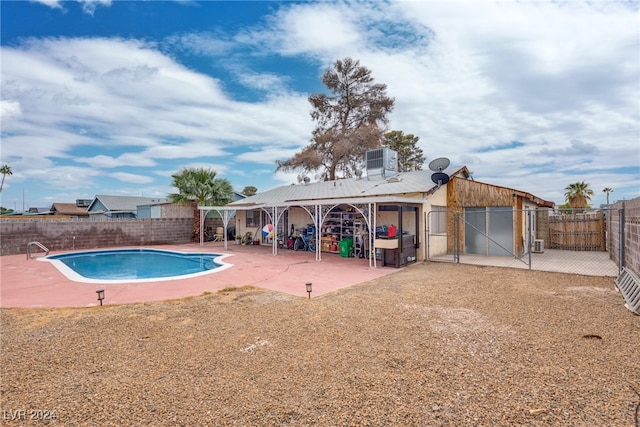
[1,262,639,426]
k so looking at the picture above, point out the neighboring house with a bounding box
[88,195,170,219]
[137,201,193,219]
[138,191,247,220]
[50,202,91,219]
[26,207,52,215]
[201,151,553,267]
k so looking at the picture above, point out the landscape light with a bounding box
[96,289,105,306]
[305,282,312,299]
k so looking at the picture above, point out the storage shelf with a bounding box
[320,211,367,255]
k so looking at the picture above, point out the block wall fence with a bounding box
[0,218,222,256]
[609,197,640,277]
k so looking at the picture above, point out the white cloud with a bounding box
[31,0,62,9]
[0,100,22,122]
[31,0,112,14]
[3,1,638,207]
[80,0,111,15]
[238,3,362,57]
[110,172,154,185]
[1,36,312,159]
[165,32,233,57]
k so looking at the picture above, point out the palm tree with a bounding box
[0,164,13,192]
[602,187,614,206]
[564,181,594,211]
[169,167,233,241]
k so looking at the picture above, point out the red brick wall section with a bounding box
[0,218,193,256]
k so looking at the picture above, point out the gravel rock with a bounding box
[2,262,639,426]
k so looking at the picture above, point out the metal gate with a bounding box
[426,209,534,267]
[426,208,624,277]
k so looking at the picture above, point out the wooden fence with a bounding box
[547,212,606,251]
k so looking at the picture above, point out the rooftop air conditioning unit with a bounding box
[366,148,398,179]
[533,239,544,253]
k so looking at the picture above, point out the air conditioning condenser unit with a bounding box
[533,239,544,253]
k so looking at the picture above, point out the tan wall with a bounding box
[423,187,447,259]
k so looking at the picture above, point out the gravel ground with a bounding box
[1,262,639,426]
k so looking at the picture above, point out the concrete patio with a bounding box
[429,248,619,277]
[1,242,397,308]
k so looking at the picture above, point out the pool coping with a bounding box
[1,243,397,308]
[41,248,235,284]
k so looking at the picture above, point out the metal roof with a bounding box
[221,167,469,209]
[199,165,553,211]
[90,195,170,212]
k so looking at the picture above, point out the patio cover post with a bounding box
[272,206,277,256]
[199,209,205,246]
[198,206,236,249]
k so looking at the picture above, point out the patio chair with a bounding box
[212,227,224,242]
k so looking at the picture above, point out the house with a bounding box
[87,195,170,219]
[200,151,553,267]
[50,202,91,219]
[26,207,52,215]
[136,200,192,219]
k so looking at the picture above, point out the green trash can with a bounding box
[339,238,353,258]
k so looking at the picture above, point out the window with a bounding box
[431,206,447,234]
[246,209,260,227]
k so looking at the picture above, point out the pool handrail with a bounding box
[27,241,50,260]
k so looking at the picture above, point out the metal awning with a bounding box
[198,196,426,266]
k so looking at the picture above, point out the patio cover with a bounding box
[199,195,426,268]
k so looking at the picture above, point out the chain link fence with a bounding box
[426,201,639,278]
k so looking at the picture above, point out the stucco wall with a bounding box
[0,218,193,256]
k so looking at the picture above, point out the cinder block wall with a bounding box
[609,197,640,277]
[0,218,193,256]
[535,209,549,241]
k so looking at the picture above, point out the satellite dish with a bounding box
[303,176,310,184]
[355,169,362,178]
[429,157,450,172]
[431,172,450,186]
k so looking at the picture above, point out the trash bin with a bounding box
[339,238,353,258]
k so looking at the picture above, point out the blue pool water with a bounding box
[45,249,228,283]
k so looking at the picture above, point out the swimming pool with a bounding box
[42,248,232,284]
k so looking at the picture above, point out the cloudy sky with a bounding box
[1,0,638,210]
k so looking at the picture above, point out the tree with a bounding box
[602,187,614,206]
[276,57,394,181]
[242,186,258,197]
[564,181,594,210]
[168,167,233,241]
[0,164,13,192]
[382,131,425,172]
